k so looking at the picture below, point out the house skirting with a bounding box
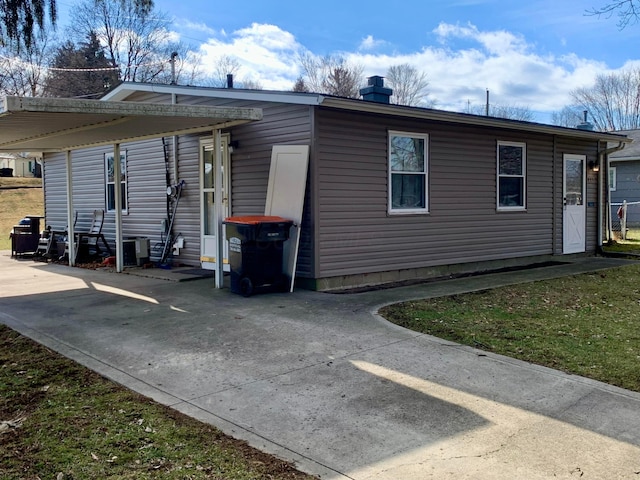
[297,254,592,292]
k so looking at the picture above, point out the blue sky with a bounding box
[57,0,640,122]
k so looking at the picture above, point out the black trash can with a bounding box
[223,215,293,296]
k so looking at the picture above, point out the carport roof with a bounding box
[0,96,262,153]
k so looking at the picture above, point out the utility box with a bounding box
[223,216,293,296]
[135,237,150,266]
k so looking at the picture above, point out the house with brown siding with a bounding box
[39,79,631,290]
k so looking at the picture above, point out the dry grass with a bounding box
[0,178,44,251]
[0,325,317,479]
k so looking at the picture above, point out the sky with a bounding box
[56,0,640,123]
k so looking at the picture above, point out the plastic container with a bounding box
[223,216,293,296]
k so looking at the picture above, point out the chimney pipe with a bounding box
[576,110,594,131]
[227,74,234,89]
[360,75,393,103]
[170,52,178,85]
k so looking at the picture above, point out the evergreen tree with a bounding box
[44,31,119,98]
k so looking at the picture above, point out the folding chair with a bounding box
[65,210,112,263]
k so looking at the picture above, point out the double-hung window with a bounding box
[105,151,127,212]
[389,131,428,214]
[497,141,526,210]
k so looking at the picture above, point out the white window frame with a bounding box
[497,141,526,211]
[105,151,127,213]
[388,130,429,214]
[608,166,617,192]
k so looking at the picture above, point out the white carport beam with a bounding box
[66,150,76,266]
[114,144,123,273]
[214,129,224,289]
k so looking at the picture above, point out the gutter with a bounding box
[599,141,628,247]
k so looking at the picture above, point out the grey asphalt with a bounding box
[2,253,640,479]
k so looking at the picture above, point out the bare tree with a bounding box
[70,0,193,83]
[569,68,640,131]
[551,106,586,128]
[0,33,52,96]
[292,76,308,92]
[298,53,363,98]
[465,102,534,121]
[239,78,263,90]
[586,1,640,28]
[202,54,241,87]
[385,64,433,107]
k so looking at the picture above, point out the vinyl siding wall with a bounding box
[313,108,600,279]
[165,94,313,274]
[42,139,170,260]
[44,91,314,271]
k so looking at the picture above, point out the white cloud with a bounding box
[175,21,626,121]
[179,20,218,36]
[197,23,302,89]
[359,35,386,51]
[347,22,610,115]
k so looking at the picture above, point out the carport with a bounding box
[0,95,263,287]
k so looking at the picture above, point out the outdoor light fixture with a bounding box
[589,161,600,172]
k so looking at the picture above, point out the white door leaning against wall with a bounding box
[200,135,231,270]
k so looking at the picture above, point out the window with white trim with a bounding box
[497,141,526,210]
[608,166,617,191]
[105,151,127,212]
[389,131,428,214]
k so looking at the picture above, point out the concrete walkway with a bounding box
[1,253,640,479]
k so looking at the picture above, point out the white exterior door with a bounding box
[563,154,586,254]
[200,135,230,271]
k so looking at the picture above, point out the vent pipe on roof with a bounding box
[227,74,234,89]
[576,110,594,131]
[170,52,178,85]
[360,76,393,104]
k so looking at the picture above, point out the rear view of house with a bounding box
[7,80,632,290]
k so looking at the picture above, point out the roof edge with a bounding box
[101,83,633,144]
[320,97,632,143]
[103,82,325,106]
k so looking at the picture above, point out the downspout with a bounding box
[172,93,178,183]
[598,141,626,248]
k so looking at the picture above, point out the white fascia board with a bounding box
[103,82,325,106]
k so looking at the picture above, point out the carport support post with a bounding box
[214,129,224,289]
[65,150,76,266]
[113,144,124,273]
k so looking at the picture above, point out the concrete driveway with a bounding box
[1,253,640,479]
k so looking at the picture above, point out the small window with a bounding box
[105,151,127,212]
[609,166,617,191]
[497,141,526,210]
[389,131,428,214]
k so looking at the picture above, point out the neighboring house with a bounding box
[36,80,630,290]
[608,129,640,227]
[0,152,41,177]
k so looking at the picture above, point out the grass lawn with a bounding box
[0,325,316,480]
[380,264,640,393]
[0,177,43,251]
[601,228,640,255]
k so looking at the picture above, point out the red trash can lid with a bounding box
[224,215,291,225]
